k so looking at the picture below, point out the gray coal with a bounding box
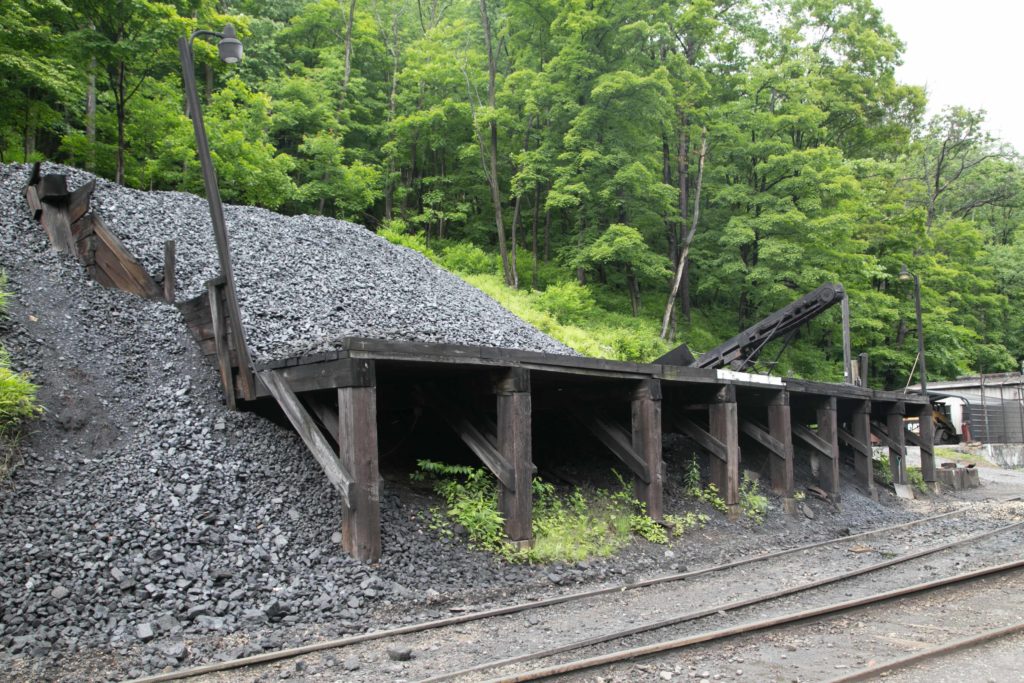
[24,163,574,362]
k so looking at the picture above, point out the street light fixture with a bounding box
[178,25,255,402]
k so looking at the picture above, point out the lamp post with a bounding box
[178,25,255,401]
[898,264,928,396]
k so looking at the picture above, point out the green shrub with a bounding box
[413,460,703,563]
[536,281,596,324]
[739,473,768,523]
[684,456,728,513]
[441,242,499,275]
[610,330,665,362]
[377,220,439,262]
[0,273,42,480]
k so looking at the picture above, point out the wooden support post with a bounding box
[816,397,840,502]
[339,361,381,562]
[887,403,908,486]
[496,369,533,545]
[631,379,663,521]
[709,385,739,518]
[851,399,875,496]
[164,240,176,303]
[767,391,795,512]
[207,280,236,410]
[917,403,936,485]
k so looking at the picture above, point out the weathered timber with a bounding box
[496,368,534,543]
[739,419,786,459]
[270,358,376,395]
[304,397,340,443]
[914,403,936,483]
[418,384,514,488]
[848,399,874,493]
[164,240,176,303]
[631,379,663,520]
[709,385,740,515]
[569,406,650,483]
[90,215,162,299]
[672,416,727,463]
[259,370,353,507]
[767,391,795,503]
[338,380,381,562]
[67,180,95,224]
[24,184,42,220]
[793,423,834,457]
[886,403,908,485]
[816,396,841,500]
[208,281,237,410]
[36,173,69,202]
[39,202,75,254]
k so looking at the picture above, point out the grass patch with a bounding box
[412,460,706,563]
[0,273,42,481]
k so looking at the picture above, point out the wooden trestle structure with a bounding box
[21,166,936,563]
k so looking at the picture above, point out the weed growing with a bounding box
[0,274,41,480]
[413,460,706,563]
[683,456,728,513]
[739,473,768,523]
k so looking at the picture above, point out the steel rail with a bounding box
[124,509,967,683]
[416,519,1024,682]
[825,619,1024,682]
[486,558,1024,683]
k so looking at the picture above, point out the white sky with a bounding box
[873,0,1024,152]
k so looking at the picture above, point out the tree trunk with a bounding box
[543,209,551,261]
[660,128,707,338]
[627,268,640,317]
[340,0,357,104]
[478,0,513,286]
[115,62,126,185]
[86,59,97,171]
[678,113,691,322]
[383,17,400,220]
[531,185,540,290]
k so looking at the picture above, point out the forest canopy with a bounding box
[4,0,1024,388]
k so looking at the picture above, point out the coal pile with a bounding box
[0,163,565,680]
[22,163,574,362]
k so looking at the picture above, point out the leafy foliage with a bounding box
[9,0,1024,385]
[413,460,704,563]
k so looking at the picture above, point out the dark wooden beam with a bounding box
[338,378,381,562]
[739,419,786,458]
[916,403,936,483]
[273,358,376,395]
[849,399,874,494]
[419,385,514,488]
[208,280,236,410]
[709,385,740,514]
[259,370,352,507]
[163,240,176,303]
[496,368,533,543]
[672,416,727,463]
[793,423,833,456]
[631,379,663,520]
[767,391,795,503]
[886,403,908,485]
[570,407,650,484]
[816,396,840,500]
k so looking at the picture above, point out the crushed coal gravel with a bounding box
[0,162,924,682]
[15,163,574,362]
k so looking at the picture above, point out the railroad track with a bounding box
[127,509,1023,683]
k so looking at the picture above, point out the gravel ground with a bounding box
[8,162,574,362]
[0,162,938,682]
